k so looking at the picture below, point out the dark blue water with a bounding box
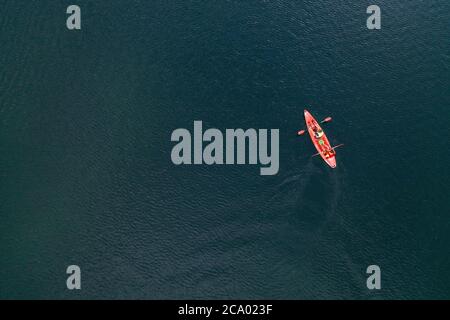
[1,1,449,299]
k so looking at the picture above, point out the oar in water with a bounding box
[311,144,345,157]
[297,117,332,136]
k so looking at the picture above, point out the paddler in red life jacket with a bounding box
[323,148,335,158]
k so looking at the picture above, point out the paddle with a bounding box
[297,117,332,136]
[331,143,344,150]
[311,144,344,157]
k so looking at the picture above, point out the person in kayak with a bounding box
[313,127,324,139]
[323,148,335,158]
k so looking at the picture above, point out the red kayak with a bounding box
[304,110,337,168]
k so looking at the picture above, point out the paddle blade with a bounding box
[297,130,306,136]
[331,143,344,150]
[321,117,332,123]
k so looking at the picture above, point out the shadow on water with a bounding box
[266,159,370,298]
[271,159,343,235]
